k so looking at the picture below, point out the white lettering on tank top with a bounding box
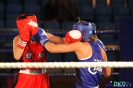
[88,59,102,74]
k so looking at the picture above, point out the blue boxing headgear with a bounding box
[72,21,96,41]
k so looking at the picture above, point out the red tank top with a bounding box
[22,41,47,62]
[22,42,47,62]
[22,42,47,70]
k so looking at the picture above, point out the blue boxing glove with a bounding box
[31,36,36,41]
[34,28,49,46]
[96,39,106,51]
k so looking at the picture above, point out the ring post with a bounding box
[119,17,133,82]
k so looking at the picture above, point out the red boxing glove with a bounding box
[16,14,39,42]
[65,30,82,43]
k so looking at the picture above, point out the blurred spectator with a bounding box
[44,0,59,22]
[58,0,77,22]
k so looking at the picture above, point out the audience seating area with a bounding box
[0,0,129,69]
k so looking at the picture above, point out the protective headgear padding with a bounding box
[16,14,38,36]
[73,21,96,41]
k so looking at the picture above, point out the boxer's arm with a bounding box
[101,48,111,77]
[46,30,82,44]
[47,33,67,44]
[13,35,25,60]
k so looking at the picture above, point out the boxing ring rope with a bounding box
[0,30,120,77]
[0,62,129,77]
[0,62,132,68]
[0,48,120,52]
[0,30,120,36]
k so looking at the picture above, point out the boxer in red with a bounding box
[13,13,68,88]
[12,14,52,88]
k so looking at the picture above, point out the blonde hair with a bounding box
[89,35,98,43]
[76,17,85,23]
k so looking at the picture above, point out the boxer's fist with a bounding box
[65,30,82,43]
[16,14,39,42]
[34,28,49,46]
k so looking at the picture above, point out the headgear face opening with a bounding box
[73,21,96,41]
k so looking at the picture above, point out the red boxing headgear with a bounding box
[16,14,39,36]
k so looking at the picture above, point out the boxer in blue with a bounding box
[34,18,111,88]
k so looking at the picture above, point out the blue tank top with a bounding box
[74,41,104,88]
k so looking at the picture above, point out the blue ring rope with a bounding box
[0,73,118,77]
[0,30,120,36]
[0,48,120,52]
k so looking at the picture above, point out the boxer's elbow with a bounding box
[103,72,111,77]
[13,50,22,60]
[102,67,111,77]
[14,54,21,60]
